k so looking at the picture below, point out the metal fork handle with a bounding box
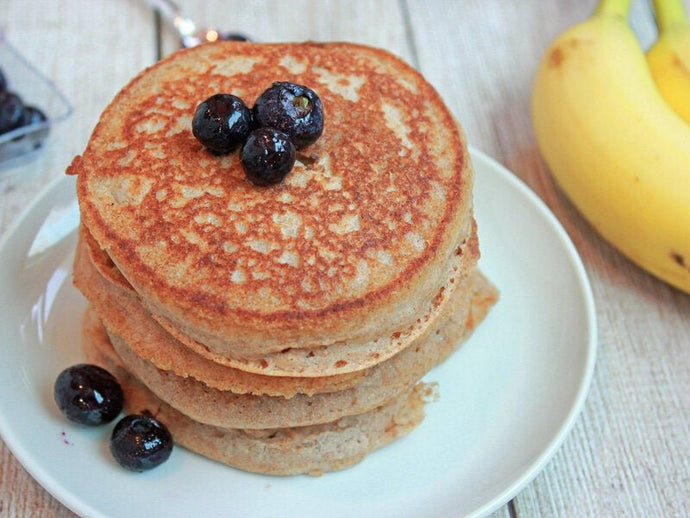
[145,0,197,38]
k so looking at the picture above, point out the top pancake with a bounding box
[72,41,473,356]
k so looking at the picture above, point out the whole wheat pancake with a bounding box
[81,214,478,377]
[71,41,474,365]
[111,272,494,428]
[82,311,433,476]
[77,227,494,395]
[76,239,496,427]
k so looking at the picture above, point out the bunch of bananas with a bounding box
[531,0,690,294]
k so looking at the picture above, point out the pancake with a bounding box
[69,40,499,475]
[75,231,497,427]
[81,215,479,378]
[82,309,434,476]
[71,41,475,370]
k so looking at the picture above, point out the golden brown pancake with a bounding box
[82,309,434,476]
[80,215,479,377]
[74,230,497,428]
[69,40,498,476]
[71,41,475,369]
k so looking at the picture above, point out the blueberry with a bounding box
[16,105,50,147]
[110,414,173,472]
[20,105,48,127]
[240,127,296,185]
[192,93,252,154]
[0,91,25,134]
[54,364,124,426]
[252,82,324,149]
[0,67,6,93]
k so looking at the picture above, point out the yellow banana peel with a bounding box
[531,0,690,294]
[647,0,690,123]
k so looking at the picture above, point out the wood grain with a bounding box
[0,1,688,516]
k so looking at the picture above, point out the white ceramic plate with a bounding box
[0,149,596,518]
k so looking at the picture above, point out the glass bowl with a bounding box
[0,30,72,165]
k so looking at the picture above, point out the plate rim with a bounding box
[470,147,597,516]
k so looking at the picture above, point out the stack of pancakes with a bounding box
[69,41,498,475]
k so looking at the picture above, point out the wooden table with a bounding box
[1,1,688,516]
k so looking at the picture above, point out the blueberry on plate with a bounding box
[240,127,296,186]
[54,364,124,426]
[0,91,25,134]
[192,93,252,154]
[110,413,173,472]
[252,82,324,149]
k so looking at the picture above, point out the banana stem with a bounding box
[594,0,632,17]
[652,0,689,32]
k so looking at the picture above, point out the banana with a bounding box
[647,0,690,123]
[531,0,690,294]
